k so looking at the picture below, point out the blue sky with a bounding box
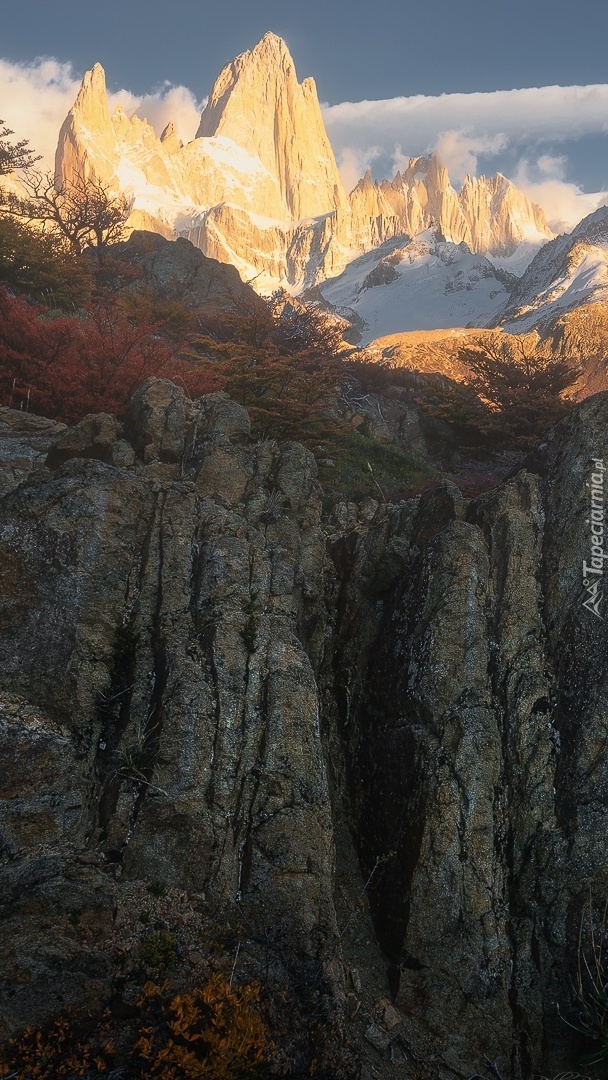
[2,0,608,229]
[5,0,608,101]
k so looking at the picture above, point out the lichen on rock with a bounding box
[1,380,608,1077]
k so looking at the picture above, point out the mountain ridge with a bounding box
[493,203,608,330]
[54,35,554,297]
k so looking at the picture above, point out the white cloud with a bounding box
[513,156,608,234]
[537,153,568,176]
[337,145,382,192]
[0,57,81,171]
[322,84,608,155]
[323,83,608,228]
[431,131,508,184]
[0,56,203,171]
[112,84,204,144]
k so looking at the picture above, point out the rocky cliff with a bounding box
[54,35,553,294]
[97,228,267,320]
[1,381,608,1077]
[196,33,348,222]
[493,204,608,332]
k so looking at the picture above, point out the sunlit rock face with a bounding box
[55,63,117,186]
[55,35,553,294]
[378,156,553,254]
[196,32,348,221]
[54,36,350,290]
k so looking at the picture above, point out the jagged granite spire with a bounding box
[196,32,348,218]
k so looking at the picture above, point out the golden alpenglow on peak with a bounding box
[54,34,555,301]
[55,61,115,184]
[196,32,348,219]
[259,30,290,48]
[159,121,182,153]
[70,63,112,137]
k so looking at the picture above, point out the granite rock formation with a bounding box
[98,228,266,320]
[361,159,552,258]
[195,33,348,222]
[1,382,608,1077]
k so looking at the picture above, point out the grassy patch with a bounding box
[316,432,438,505]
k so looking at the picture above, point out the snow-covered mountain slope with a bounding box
[484,241,547,277]
[494,205,608,331]
[55,34,553,296]
[319,231,514,344]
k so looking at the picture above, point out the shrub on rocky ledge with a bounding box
[0,974,275,1079]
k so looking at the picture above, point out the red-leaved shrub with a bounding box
[0,286,224,423]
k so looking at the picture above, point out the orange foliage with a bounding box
[0,975,274,1079]
[0,1012,114,1078]
[133,974,273,1077]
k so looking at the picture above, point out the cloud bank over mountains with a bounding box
[323,84,608,231]
[1,54,606,232]
[324,83,608,151]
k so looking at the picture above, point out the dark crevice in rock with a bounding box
[94,616,141,847]
[4,385,608,1077]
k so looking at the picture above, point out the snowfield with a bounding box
[319,230,513,344]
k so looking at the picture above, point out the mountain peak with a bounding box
[233,32,295,77]
[69,62,110,130]
[88,62,105,83]
[55,61,114,184]
[54,36,555,302]
[160,121,182,152]
[84,62,106,91]
[195,32,347,218]
[256,31,291,53]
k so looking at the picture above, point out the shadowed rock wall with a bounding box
[1,381,607,1078]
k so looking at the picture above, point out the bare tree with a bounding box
[8,170,131,256]
[0,120,41,176]
[459,337,580,409]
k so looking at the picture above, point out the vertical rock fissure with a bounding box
[128,489,170,834]
[94,614,140,848]
[93,490,170,856]
[484,547,525,1077]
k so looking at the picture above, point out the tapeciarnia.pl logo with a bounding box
[582,458,606,619]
